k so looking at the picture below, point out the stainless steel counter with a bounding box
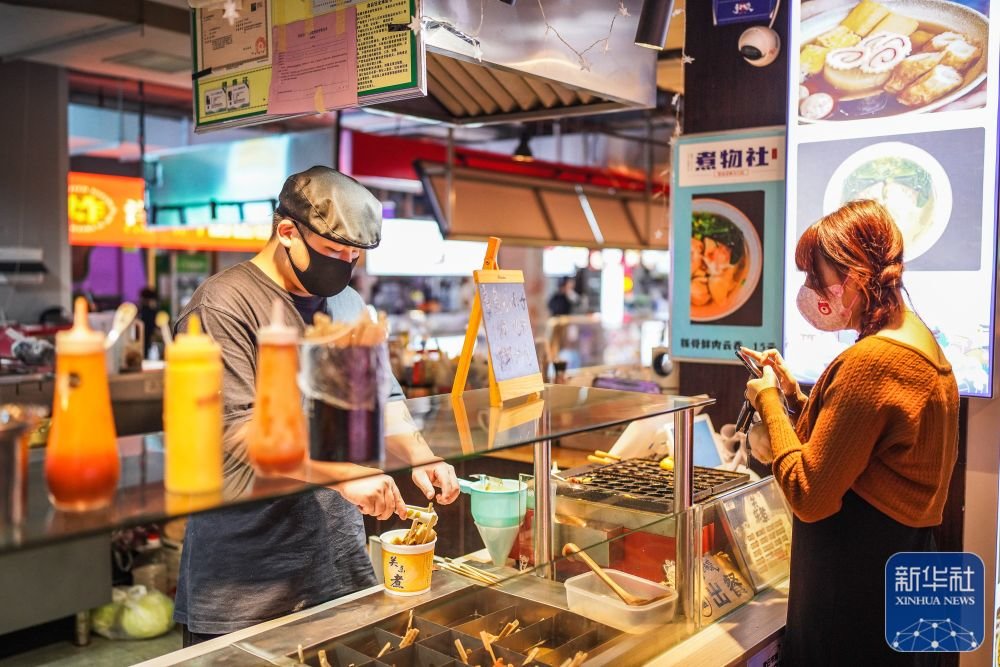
[138,567,700,667]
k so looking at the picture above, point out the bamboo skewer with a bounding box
[297,644,305,664]
[522,647,540,666]
[455,638,470,664]
[557,651,589,667]
[407,610,414,633]
[317,649,332,667]
[399,627,420,648]
[377,641,393,658]
[481,631,498,663]
[497,620,519,639]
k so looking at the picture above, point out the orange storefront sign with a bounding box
[68,172,270,252]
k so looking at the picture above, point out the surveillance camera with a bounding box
[738,26,781,67]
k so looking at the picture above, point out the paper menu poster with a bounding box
[267,11,358,115]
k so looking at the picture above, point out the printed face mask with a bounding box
[286,226,357,297]
[795,278,857,332]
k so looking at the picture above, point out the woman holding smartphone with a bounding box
[742,199,959,665]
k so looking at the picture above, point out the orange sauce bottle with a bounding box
[164,314,223,495]
[247,300,307,475]
[45,297,120,511]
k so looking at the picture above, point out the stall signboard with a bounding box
[786,0,998,397]
[68,172,271,253]
[193,0,424,132]
[713,0,777,26]
[670,128,786,363]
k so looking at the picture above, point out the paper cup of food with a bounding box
[380,529,436,596]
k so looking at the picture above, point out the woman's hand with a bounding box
[747,422,774,464]
[411,460,460,504]
[741,347,800,399]
[745,365,779,407]
[334,473,407,520]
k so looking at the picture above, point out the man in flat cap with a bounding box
[173,166,459,645]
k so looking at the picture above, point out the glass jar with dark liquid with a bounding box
[300,341,388,465]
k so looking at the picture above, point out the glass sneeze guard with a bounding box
[0,385,713,554]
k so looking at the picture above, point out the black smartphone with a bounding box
[735,348,763,378]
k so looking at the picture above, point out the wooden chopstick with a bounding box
[377,641,392,658]
[455,638,470,664]
[522,646,540,666]
[317,648,332,667]
[297,644,305,664]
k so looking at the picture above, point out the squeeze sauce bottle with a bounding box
[247,300,307,475]
[45,297,120,511]
[164,314,223,495]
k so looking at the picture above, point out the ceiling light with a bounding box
[512,128,534,162]
[103,49,191,74]
[634,0,675,50]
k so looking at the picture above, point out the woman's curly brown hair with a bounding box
[795,199,906,339]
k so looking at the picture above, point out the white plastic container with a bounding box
[564,569,677,634]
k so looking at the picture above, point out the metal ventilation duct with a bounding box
[416,161,668,250]
[371,0,657,125]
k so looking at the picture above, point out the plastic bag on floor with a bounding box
[91,585,175,640]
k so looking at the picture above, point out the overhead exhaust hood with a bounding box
[373,0,658,125]
[416,159,668,250]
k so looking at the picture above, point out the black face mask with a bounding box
[285,230,357,298]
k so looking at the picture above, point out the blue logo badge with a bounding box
[885,552,984,652]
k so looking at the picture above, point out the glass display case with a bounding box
[2,385,791,665]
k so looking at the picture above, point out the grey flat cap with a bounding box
[276,166,382,249]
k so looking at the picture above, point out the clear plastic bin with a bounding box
[564,570,677,634]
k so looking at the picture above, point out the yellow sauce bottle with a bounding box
[45,297,120,511]
[247,300,307,475]
[164,314,223,495]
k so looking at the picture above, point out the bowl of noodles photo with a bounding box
[798,0,989,122]
[689,199,763,322]
[823,141,952,262]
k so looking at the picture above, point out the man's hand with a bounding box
[334,474,406,520]
[411,460,460,504]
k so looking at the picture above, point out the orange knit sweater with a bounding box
[754,336,959,527]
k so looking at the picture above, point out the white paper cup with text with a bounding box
[380,529,436,596]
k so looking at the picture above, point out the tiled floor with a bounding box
[0,627,182,667]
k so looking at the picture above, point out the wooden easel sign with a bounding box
[474,269,544,403]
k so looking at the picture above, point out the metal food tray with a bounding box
[291,588,622,667]
[561,460,750,513]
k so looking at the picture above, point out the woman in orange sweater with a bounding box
[744,199,959,666]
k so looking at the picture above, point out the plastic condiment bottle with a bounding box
[45,297,120,511]
[246,300,307,475]
[164,314,223,495]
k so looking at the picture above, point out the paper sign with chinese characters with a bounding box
[671,128,786,363]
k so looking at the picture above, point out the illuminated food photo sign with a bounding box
[671,128,787,362]
[785,0,998,397]
[68,172,271,253]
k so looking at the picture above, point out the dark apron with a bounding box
[783,491,940,667]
